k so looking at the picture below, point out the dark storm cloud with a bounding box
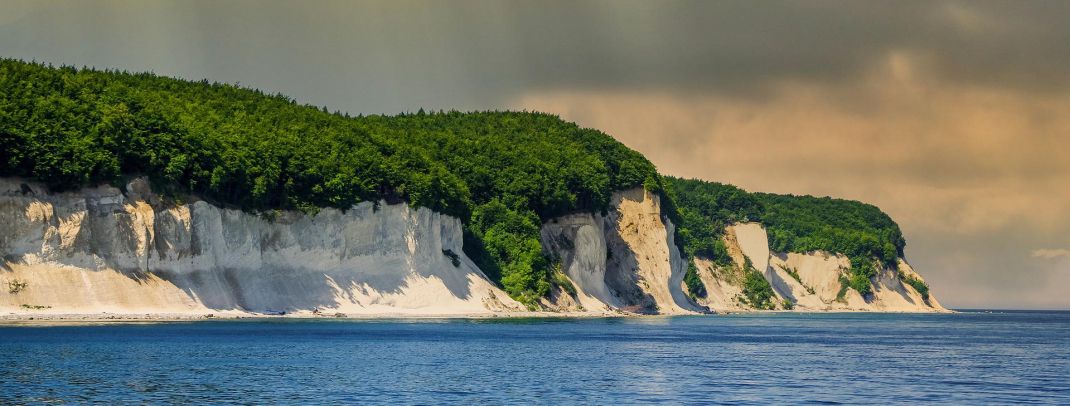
[2,0,1070,113]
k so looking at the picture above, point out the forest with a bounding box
[0,59,911,304]
[0,59,659,306]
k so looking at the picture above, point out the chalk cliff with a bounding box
[540,188,703,315]
[0,177,522,316]
[691,223,946,312]
[1,178,944,317]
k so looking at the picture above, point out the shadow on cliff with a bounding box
[151,254,479,313]
[603,193,661,315]
[143,240,483,314]
[764,263,799,304]
[2,181,487,313]
[874,268,921,306]
[57,200,478,313]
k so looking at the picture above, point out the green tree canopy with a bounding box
[0,59,660,306]
[664,176,906,296]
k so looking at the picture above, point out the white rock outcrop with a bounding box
[541,188,703,315]
[695,223,946,312]
[1,177,944,317]
[0,178,521,315]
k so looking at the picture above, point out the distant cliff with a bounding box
[697,223,945,312]
[662,177,945,312]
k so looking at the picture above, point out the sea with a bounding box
[1,310,1068,404]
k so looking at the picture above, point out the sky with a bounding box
[2,0,1067,309]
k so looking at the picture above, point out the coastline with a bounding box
[0,307,954,326]
[0,310,632,325]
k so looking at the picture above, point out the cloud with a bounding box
[511,50,1070,308]
[3,1,1070,115]
[511,53,1070,236]
[1032,249,1070,260]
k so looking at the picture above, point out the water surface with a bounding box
[2,311,1068,404]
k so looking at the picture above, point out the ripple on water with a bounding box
[0,311,1068,404]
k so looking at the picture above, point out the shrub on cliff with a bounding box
[899,271,930,301]
[742,267,775,310]
[684,261,707,299]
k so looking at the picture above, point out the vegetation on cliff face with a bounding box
[664,177,907,296]
[899,271,930,302]
[0,59,661,306]
[741,258,775,310]
[683,261,707,300]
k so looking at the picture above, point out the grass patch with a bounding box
[848,273,872,296]
[779,264,802,284]
[777,264,816,295]
[836,274,850,303]
[551,264,577,297]
[741,258,775,310]
[899,271,930,301]
[684,261,707,299]
[845,257,878,296]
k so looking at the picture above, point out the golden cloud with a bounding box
[512,52,1070,308]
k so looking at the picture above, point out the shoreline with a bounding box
[0,310,633,325]
[0,308,954,325]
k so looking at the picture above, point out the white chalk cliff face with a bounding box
[1,177,943,316]
[0,178,522,316]
[540,200,944,314]
[693,223,947,312]
[540,188,704,315]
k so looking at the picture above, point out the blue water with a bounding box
[1,311,1068,404]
